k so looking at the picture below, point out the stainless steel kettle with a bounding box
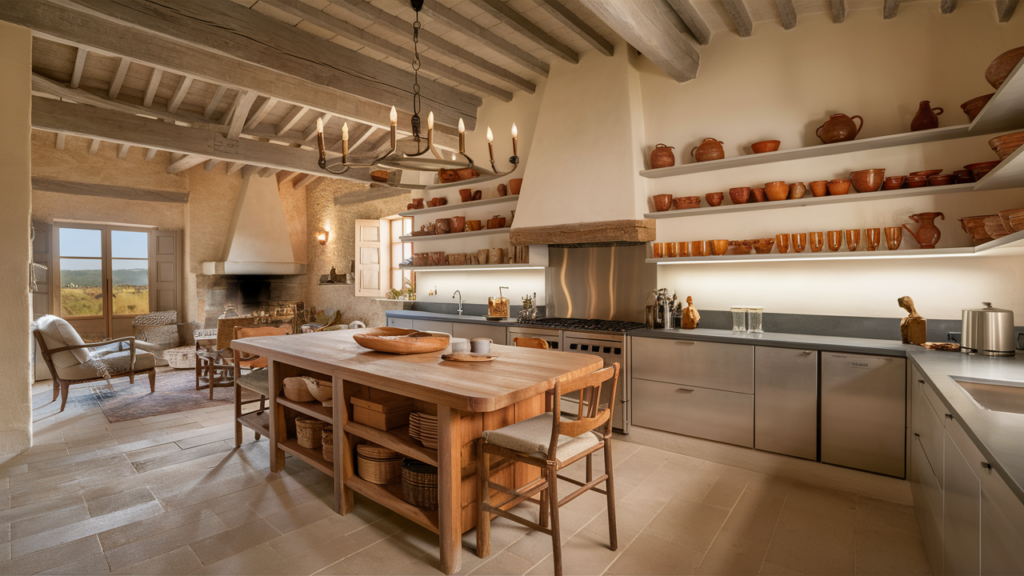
[961,302,1015,357]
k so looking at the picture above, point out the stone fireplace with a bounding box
[196,274,304,329]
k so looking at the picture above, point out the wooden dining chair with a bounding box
[512,336,549,349]
[476,363,620,576]
[232,325,291,446]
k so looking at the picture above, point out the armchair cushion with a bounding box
[55,349,155,381]
[35,315,92,368]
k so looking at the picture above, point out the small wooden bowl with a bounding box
[961,93,994,122]
[352,327,451,355]
[752,238,775,254]
[673,196,702,210]
[705,192,724,207]
[751,140,781,154]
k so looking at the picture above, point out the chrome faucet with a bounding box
[453,290,463,316]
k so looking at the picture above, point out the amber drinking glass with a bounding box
[792,233,807,253]
[866,228,881,251]
[809,232,824,252]
[827,230,844,252]
[677,242,690,257]
[775,234,791,254]
[845,229,861,252]
[653,242,664,258]
[884,227,903,250]
[665,242,677,258]
[691,240,708,257]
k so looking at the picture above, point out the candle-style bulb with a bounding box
[458,118,465,134]
[342,122,348,140]
[316,117,324,135]
[486,127,493,143]
[427,112,434,130]
[389,106,397,126]
[511,123,518,138]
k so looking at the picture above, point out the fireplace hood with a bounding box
[202,175,306,276]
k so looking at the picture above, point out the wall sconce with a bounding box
[316,227,329,245]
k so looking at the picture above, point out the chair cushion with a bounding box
[237,369,269,396]
[131,310,177,327]
[55,349,155,381]
[35,315,92,368]
[482,412,601,463]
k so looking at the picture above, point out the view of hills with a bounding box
[60,268,148,288]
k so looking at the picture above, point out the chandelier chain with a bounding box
[410,12,422,142]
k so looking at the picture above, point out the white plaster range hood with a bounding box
[202,175,306,275]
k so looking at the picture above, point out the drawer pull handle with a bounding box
[676,341,696,345]
[945,413,954,420]
[981,462,992,470]
[917,379,925,384]
[676,388,694,394]
[914,433,920,437]
[801,351,813,355]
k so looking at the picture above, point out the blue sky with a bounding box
[59,228,148,270]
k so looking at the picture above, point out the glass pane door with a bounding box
[111,230,149,316]
[59,228,105,318]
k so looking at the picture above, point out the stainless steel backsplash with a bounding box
[545,244,656,322]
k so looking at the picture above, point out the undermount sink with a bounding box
[954,377,1024,415]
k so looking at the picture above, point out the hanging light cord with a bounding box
[410,10,423,152]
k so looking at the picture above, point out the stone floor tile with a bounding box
[467,550,534,575]
[758,560,805,575]
[605,532,703,576]
[718,491,785,544]
[643,498,729,553]
[38,552,111,575]
[0,535,102,575]
[775,503,855,546]
[764,527,855,576]
[694,530,769,576]
[112,546,203,575]
[854,523,932,575]
[12,501,163,558]
[104,515,229,572]
[188,517,282,566]
[855,495,920,534]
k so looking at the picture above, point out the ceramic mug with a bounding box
[775,234,791,254]
[827,230,844,252]
[884,227,903,250]
[792,233,807,253]
[866,228,881,251]
[470,338,492,354]
[845,229,861,252]
[810,232,824,252]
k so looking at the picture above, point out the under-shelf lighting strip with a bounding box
[652,250,976,265]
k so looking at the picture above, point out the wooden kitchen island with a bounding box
[232,329,603,574]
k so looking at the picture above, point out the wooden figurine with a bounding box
[899,296,927,345]
[681,296,700,329]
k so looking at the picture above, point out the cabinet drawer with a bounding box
[913,379,945,487]
[633,377,753,447]
[913,437,944,574]
[632,338,753,394]
[948,415,986,480]
[411,320,454,334]
[387,317,414,329]
[452,323,507,345]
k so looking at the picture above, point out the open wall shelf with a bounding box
[398,195,518,218]
[968,58,1024,134]
[399,263,543,272]
[400,227,509,243]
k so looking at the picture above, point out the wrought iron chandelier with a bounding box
[315,0,520,180]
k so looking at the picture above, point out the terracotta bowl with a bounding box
[710,239,730,256]
[989,130,1024,161]
[765,181,789,201]
[827,179,851,195]
[965,160,1002,182]
[673,196,702,210]
[904,175,929,188]
[961,93,994,122]
[850,168,885,192]
[653,194,673,212]
[999,208,1024,233]
[953,170,974,184]
[928,174,955,187]
[958,215,995,245]
[729,187,751,204]
[910,169,943,178]
[705,192,724,207]
[449,216,466,233]
[751,140,781,154]
[729,240,753,255]
[751,188,766,202]
[789,182,807,199]
[752,238,775,254]
[883,176,906,190]
[985,46,1024,89]
[809,181,828,197]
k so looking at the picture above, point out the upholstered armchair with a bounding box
[33,315,156,412]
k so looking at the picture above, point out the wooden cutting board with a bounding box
[441,353,499,362]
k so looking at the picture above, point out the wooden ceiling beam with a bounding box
[33,73,189,124]
[263,0,513,102]
[328,0,535,94]
[143,68,162,108]
[244,97,279,130]
[998,0,1019,22]
[883,0,900,19]
[55,133,66,150]
[166,74,194,114]
[204,85,228,120]
[71,47,87,88]
[830,0,846,23]
[108,56,130,98]
[31,95,390,184]
[33,177,189,203]
[294,174,319,189]
[228,91,258,140]
[145,148,157,161]
[419,0,550,77]
[535,0,614,55]
[117,143,130,159]
[240,165,261,179]
[205,159,221,171]
[167,155,207,174]
[941,0,958,14]
[258,167,279,178]
[776,0,797,30]
[664,0,711,46]
[89,139,100,154]
[226,162,245,175]
[581,0,699,83]
[476,0,578,63]
[304,112,333,142]
[275,105,309,136]
[345,125,376,153]
[721,0,753,37]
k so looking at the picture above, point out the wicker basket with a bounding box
[356,443,403,485]
[322,425,334,463]
[296,418,326,449]
[164,346,197,370]
[401,458,439,510]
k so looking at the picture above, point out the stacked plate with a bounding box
[408,412,438,449]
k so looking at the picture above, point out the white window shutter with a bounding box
[354,219,389,298]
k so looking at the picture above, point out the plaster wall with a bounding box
[0,21,33,455]
[641,2,1024,321]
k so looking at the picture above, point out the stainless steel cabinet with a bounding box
[913,377,945,488]
[452,323,507,345]
[912,436,944,575]
[981,466,1024,575]
[632,377,753,447]
[944,417,981,576]
[632,338,753,394]
[821,352,906,477]
[754,347,817,460]
[387,317,414,329]
[411,319,454,333]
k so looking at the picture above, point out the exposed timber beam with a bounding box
[228,91,258,140]
[721,0,753,37]
[117,143,130,159]
[167,155,207,174]
[205,159,221,171]
[71,47,87,88]
[204,86,227,120]
[108,57,129,98]
[145,148,157,161]
[419,0,550,77]
[0,1,465,139]
[240,165,261,179]
[89,139,100,154]
[883,0,899,18]
[55,133,65,150]
[167,74,194,114]
[275,105,309,136]
[31,96,388,184]
[263,0,513,101]
[32,177,189,204]
[304,112,333,142]
[333,187,409,207]
[664,0,711,45]
[536,0,614,55]
[245,97,278,130]
[294,174,319,189]
[776,0,797,29]
[998,0,1018,21]
[143,68,162,108]
[581,0,699,83]
[830,0,846,23]
[226,162,245,175]
[60,0,479,127]
[32,73,190,124]
[941,0,958,14]
[258,167,280,178]
[346,125,376,153]
[329,0,536,94]
[476,0,578,63]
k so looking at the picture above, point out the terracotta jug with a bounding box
[911,101,943,132]
[903,212,945,249]
[816,113,864,144]
[690,138,725,162]
[650,144,675,169]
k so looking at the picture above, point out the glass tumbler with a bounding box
[731,307,747,332]
[652,242,664,258]
[747,307,764,333]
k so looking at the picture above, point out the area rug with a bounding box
[94,368,256,423]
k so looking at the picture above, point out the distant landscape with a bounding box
[60,268,149,316]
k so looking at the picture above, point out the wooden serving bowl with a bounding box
[985,46,1024,89]
[850,168,885,192]
[999,208,1024,233]
[989,131,1024,161]
[751,140,781,154]
[673,196,702,210]
[965,160,1001,182]
[352,327,451,355]
[961,93,994,122]
[958,215,1000,245]
[765,181,789,201]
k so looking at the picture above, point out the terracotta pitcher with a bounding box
[911,101,944,132]
[690,138,725,162]
[650,144,675,169]
[816,113,864,144]
[903,212,945,249]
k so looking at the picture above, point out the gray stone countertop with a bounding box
[630,327,914,356]
[385,309,519,327]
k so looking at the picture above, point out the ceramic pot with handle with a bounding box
[903,212,945,249]
[650,144,675,169]
[911,101,943,132]
[691,138,725,162]
[816,113,864,144]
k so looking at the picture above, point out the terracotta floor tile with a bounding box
[605,532,703,576]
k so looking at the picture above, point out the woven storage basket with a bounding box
[401,458,439,510]
[322,426,334,463]
[356,443,402,484]
[296,418,326,449]
[164,346,196,370]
